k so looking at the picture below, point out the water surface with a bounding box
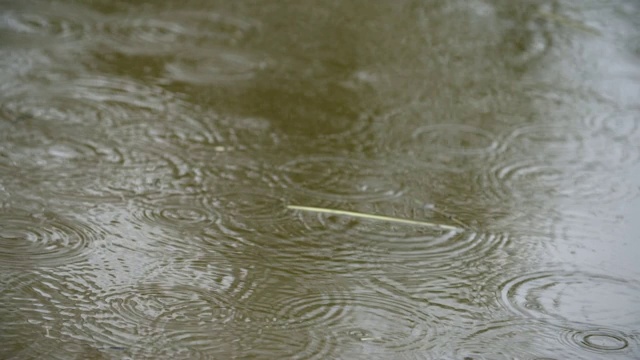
[1,0,640,359]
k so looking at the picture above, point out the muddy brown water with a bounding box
[1,0,640,359]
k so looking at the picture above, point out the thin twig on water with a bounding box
[287,205,462,231]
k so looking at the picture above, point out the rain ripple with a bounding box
[561,328,634,355]
[454,319,625,360]
[64,154,184,202]
[164,48,267,86]
[132,193,219,230]
[0,269,141,357]
[99,283,234,331]
[76,283,233,355]
[208,195,387,274]
[199,153,282,191]
[209,190,292,237]
[255,201,508,277]
[172,114,281,154]
[61,75,179,121]
[95,268,294,356]
[224,328,333,360]
[501,1,554,69]
[9,133,193,202]
[505,123,640,168]
[139,295,335,360]
[348,226,505,271]
[1,246,260,355]
[0,272,54,356]
[0,50,53,96]
[411,123,501,156]
[1,74,186,129]
[1,92,129,127]
[302,202,503,265]
[476,158,638,205]
[0,208,104,267]
[268,290,437,353]
[97,10,259,55]
[0,1,96,43]
[94,9,267,87]
[280,156,406,202]
[498,270,640,330]
[127,345,209,360]
[584,109,640,142]
[583,110,640,167]
[379,105,503,168]
[0,125,123,170]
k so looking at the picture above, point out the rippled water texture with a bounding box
[1,0,640,359]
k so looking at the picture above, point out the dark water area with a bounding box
[1,0,640,359]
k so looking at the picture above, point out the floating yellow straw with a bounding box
[287,205,461,231]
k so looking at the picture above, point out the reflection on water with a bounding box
[1,0,640,358]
